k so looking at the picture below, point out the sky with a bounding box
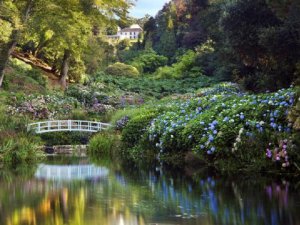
[130,0,171,18]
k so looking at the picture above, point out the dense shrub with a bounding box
[88,132,119,156]
[156,50,203,79]
[105,62,140,77]
[117,83,299,172]
[0,136,44,166]
[121,110,159,148]
[7,93,80,120]
[130,50,168,74]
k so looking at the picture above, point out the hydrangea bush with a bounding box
[118,83,298,171]
[7,93,80,119]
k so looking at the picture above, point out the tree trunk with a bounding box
[0,31,18,88]
[59,50,71,89]
[0,0,34,88]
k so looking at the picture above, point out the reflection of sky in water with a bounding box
[34,164,109,181]
[0,160,299,225]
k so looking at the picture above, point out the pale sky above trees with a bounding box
[130,0,170,18]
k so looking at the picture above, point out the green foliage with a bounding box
[76,73,215,102]
[7,92,80,120]
[0,136,44,166]
[39,132,92,146]
[156,50,203,79]
[222,0,300,91]
[130,50,168,74]
[105,62,140,77]
[88,132,119,156]
[0,99,44,166]
[3,59,47,93]
[117,83,298,172]
[121,110,159,148]
[83,37,116,74]
[0,19,12,43]
[71,109,88,120]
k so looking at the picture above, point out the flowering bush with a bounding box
[116,116,130,130]
[118,82,298,171]
[266,139,292,168]
[7,93,80,119]
[122,110,159,148]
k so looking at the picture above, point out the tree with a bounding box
[0,0,38,87]
[0,0,132,88]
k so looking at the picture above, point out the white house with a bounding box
[107,24,143,41]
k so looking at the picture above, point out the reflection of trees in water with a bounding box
[115,165,300,225]
[0,161,300,225]
[3,185,147,225]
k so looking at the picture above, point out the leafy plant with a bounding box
[105,62,140,77]
[88,132,120,156]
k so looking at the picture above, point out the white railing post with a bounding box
[38,123,41,133]
[68,120,71,131]
[47,121,50,131]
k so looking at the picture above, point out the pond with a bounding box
[0,156,299,225]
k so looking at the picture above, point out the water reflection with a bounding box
[0,158,299,225]
[35,164,109,181]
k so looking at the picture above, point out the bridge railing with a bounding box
[27,120,112,134]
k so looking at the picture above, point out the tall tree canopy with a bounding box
[0,0,132,88]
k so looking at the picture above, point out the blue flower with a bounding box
[270,123,277,129]
[211,147,216,152]
[213,130,218,135]
[212,120,218,125]
[240,114,245,120]
[209,135,214,141]
[223,117,229,122]
[200,145,205,149]
[188,135,193,139]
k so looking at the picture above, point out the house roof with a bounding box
[120,27,143,32]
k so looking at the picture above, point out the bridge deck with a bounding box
[27,120,112,134]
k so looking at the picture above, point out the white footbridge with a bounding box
[27,120,112,134]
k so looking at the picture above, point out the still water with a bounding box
[0,156,299,225]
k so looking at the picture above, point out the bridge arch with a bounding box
[27,120,112,134]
